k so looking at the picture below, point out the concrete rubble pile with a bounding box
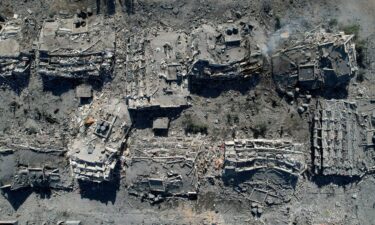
[35,14,115,79]
[272,31,358,92]
[0,20,30,78]
[223,139,306,177]
[125,30,191,110]
[69,99,132,183]
[313,100,375,176]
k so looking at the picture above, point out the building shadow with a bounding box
[128,107,188,129]
[1,188,32,210]
[0,73,30,94]
[188,74,260,98]
[42,76,106,96]
[310,174,361,187]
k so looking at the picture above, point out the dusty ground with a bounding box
[0,0,374,224]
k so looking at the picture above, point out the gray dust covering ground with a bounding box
[0,0,374,224]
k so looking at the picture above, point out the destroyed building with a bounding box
[223,139,306,177]
[36,15,115,79]
[125,30,191,111]
[1,167,61,191]
[0,140,70,192]
[124,23,263,114]
[0,19,30,79]
[69,99,131,183]
[272,31,357,92]
[222,139,307,205]
[188,23,263,80]
[313,100,375,176]
[125,134,203,202]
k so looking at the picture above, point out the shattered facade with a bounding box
[272,31,357,92]
[222,139,307,205]
[36,16,115,79]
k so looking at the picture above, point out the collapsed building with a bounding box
[124,22,264,110]
[69,99,131,183]
[125,30,191,111]
[313,100,375,176]
[223,139,306,177]
[35,15,115,79]
[0,20,30,78]
[1,167,61,191]
[188,23,263,80]
[125,134,203,202]
[0,140,70,192]
[222,139,306,205]
[272,31,357,92]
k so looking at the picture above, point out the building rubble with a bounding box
[35,14,115,79]
[124,22,264,111]
[272,31,358,92]
[68,99,132,183]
